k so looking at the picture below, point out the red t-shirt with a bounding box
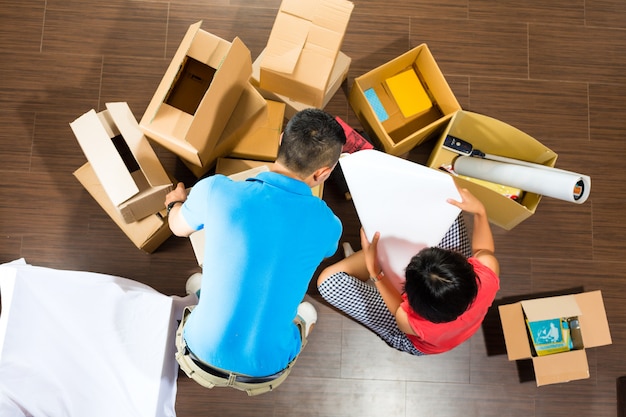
[400,257,500,354]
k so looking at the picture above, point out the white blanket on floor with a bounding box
[0,259,178,417]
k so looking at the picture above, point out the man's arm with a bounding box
[164,182,196,237]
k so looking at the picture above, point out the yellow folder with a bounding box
[385,69,432,118]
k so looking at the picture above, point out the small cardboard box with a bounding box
[427,110,558,230]
[73,162,171,253]
[258,0,354,107]
[499,290,612,386]
[253,49,351,119]
[182,83,270,178]
[349,44,461,156]
[70,102,173,224]
[139,21,253,167]
[228,99,285,161]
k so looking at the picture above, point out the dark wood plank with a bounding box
[2,0,626,415]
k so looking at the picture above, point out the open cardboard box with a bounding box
[499,290,612,386]
[73,162,172,253]
[139,21,253,167]
[427,110,558,230]
[253,49,351,119]
[70,102,172,224]
[258,0,354,108]
[349,44,461,156]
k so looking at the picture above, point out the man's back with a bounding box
[181,172,341,376]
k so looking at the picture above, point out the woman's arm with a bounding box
[360,229,417,336]
[447,186,499,275]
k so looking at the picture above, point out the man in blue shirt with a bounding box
[165,109,345,395]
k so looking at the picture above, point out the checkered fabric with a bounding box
[317,214,471,355]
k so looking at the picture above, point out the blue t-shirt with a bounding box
[181,172,342,376]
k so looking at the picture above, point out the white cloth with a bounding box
[0,259,178,417]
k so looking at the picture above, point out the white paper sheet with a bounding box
[339,150,462,291]
[0,259,178,417]
[454,155,591,204]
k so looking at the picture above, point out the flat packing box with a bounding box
[427,110,558,230]
[253,49,351,119]
[140,21,253,167]
[70,102,172,224]
[349,44,461,156]
[499,290,612,386]
[183,84,271,178]
[259,0,354,107]
[73,163,171,253]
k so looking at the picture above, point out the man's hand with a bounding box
[360,228,381,278]
[165,182,188,207]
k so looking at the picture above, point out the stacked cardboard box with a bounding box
[139,21,266,171]
[71,102,173,252]
[253,0,354,115]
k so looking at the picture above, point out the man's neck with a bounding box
[271,161,315,187]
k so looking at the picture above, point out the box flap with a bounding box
[73,163,170,252]
[186,36,251,151]
[498,303,533,360]
[70,109,139,207]
[262,12,310,74]
[105,103,172,188]
[521,295,581,322]
[144,21,203,125]
[532,349,589,386]
[574,290,612,348]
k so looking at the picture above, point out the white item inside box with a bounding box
[0,259,178,417]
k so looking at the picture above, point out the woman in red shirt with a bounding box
[317,187,500,355]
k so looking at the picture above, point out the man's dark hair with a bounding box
[277,109,346,178]
[403,247,479,323]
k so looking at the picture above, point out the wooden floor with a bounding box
[1,0,626,416]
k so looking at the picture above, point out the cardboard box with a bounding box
[349,44,461,156]
[182,84,270,178]
[253,49,350,119]
[258,0,354,107]
[73,163,172,253]
[139,21,253,167]
[70,102,173,224]
[229,99,285,161]
[427,110,558,230]
[499,290,612,386]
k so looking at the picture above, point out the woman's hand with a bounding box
[447,186,486,216]
[360,228,381,278]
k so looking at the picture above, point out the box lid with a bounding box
[521,294,582,322]
[532,349,589,386]
[71,107,139,207]
[574,290,612,348]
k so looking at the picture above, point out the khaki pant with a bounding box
[175,306,306,396]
